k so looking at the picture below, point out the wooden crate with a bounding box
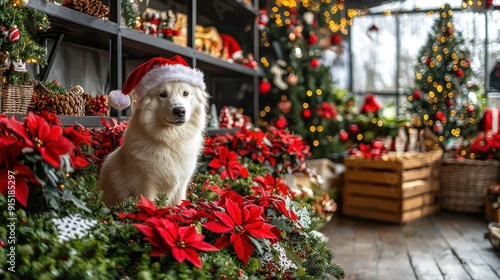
[342,151,442,223]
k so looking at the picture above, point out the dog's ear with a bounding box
[196,88,210,108]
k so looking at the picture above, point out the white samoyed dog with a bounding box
[97,80,208,207]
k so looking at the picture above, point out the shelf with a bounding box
[207,127,240,136]
[121,28,194,59]
[195,51,258,76]
[27,1,118,51]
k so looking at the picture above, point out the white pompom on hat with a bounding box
[109,56,206,110]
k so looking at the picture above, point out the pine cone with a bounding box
[82,92,95,116]
[66,0,109,19]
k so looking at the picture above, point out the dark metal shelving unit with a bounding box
[24,0,261,132]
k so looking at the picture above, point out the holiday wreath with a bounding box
[0,112,344,280]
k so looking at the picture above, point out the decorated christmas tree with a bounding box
[0,0,50,85]
[258,0,351,158]
[405,4,482,151]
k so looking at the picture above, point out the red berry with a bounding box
[117,265,122,269]
[0,241,5,247]
[221,275,227,280]
[129,239,134,243]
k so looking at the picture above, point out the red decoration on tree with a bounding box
[259,79,271,95]
[316,102,337,119]
[339,130,349,142]
[467,105,475,113]
[436,111,445,121]
[487,0,494,7]
[349,124,360,135]
[413,89,421,100]
[360,94,383,114]
[277,100,292,114]
[310,58,319,68]
[302,109,312,119]
[456,68,464,77]
[274,117,287,129]
[219,106,233,128]
[331,33,342,45]
[307,33,318,45]
[8,26,20,43]
[257,8,269,30]
[446,28,453,35]
[446,99,454,107]
[425,57,432,65]
[290,7,298,14]
[465,59,470,67]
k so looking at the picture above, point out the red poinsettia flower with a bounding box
[135,217,218,268]
[0,162,40,207]
[208,146,249,180]
[316,102,337,119]
[0,135,26,169]
[1,113,73,168]
[118,194,171,221]
[203,198,277,264]
[252,174,291,196]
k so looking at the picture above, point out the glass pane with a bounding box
[453,11,486,90]
[487,10,500,90]
[398,13,438,90]
[351,15,397,93]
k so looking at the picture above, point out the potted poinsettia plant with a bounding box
[0,112,344,279]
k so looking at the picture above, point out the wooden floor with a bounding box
[321,212,500,280]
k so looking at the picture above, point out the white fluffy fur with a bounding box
[97,80,209,207]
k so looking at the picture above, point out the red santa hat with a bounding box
[220,34,243,62]
[109,56,205,110]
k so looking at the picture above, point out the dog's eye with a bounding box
[183,91,189,97]
[159,92,167,98]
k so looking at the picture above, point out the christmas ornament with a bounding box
[9,59,26,72]
[220,33,243,62]
[286,73,298,85]
[467,105,475,113]
[360,94,382,114]
[208,104,219,128]
[446,99,454,107]
[465,59,470,67]
[456,68,464,77]
[425,57,431,65]
[259,78,271,94]
[413,89,421,100]
[257,8,269,30]
[14,0,29,8]
[307,32,318,45]
[331,33,342,45]
[270,60,288,90]
[447,28,453,35]
[349,124,360,135]
[291,46,303,59]
[52,214,97,242]
[219,106,233,128]
[0,25,8,37]
[310,58,319,68]
[339,130,348,142]
[303,12,314,25]
[274,116,287,129]
[436,111,445,121]
[8,26,20,43]
[277,100,292,114]
[433,121,444,134]
[302,109,312,119]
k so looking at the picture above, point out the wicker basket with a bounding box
[2,84,34,114]
[440,158,500,213]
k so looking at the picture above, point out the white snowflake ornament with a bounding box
[52,214,97,242]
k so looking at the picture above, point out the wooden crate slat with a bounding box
[343,193,400,212]
[402,167,431,182]
[345,170,401,185]
[342,206,401,223]
[402,195,425,211]
[344,183,401,198]
[344,158,402,171]
[401,180,433,198]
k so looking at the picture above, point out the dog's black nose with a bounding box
[173,107,186,117]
